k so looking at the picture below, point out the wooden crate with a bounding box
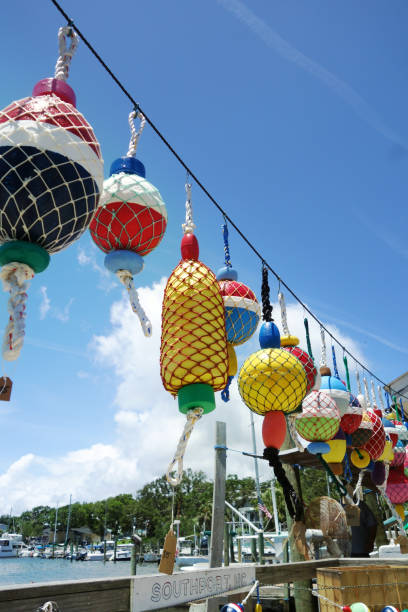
[316,565,408,612]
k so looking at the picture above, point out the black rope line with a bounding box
[49,0,408,402]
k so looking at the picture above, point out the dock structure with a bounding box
[1,558,408,612]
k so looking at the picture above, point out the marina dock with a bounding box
[1,558,408,612]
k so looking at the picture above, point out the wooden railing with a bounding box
[1,558,407,612]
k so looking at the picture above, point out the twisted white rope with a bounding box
[126,110,146,158]
[356,368,362,395]
[278,292,290,337]
[166,407,203,486]
[288,414,304,452]
[54,26,78,81]
[353,469,365,504]
[370,379,377,408]
[363,377,371,409]
[319,327,327,367]
[1,262,34,361]
[37,602,59,612]
[182,182,196,234]
[378,384,385,412]
[241,581,259,606]
[116,270,152,337]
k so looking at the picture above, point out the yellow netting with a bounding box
[161,259,228,394]
[238,347,307,415]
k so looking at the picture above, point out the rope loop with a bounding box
[378,385,385,412]
[182,181,195,234]
[320,327,327,367]
[116,270,152,337]
[363,377,371,410]
[370,379,377,408]
[166,407,203,486]
[127,109,146,158]
[331,345,340,379]
[221,375,233,402]
[278,291,290,337]
[222,222,232,268]
[1,262,34,361]
[356,368,362,395]
[261,265,273,322]
[343,354,351,391]
[54,26,78,81]
[304,317,314,360]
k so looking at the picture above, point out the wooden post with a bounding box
[114,537,117,563]
[229,529,235,563]
[250,537,257,562]
[237,538,242,563]
[209,421,226,568]
[223,523,230,566]
[282,428,314,612]
[258,532,264,564]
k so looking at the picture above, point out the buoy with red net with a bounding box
[0,26,103,362]
[216,222,260,401]
[89,110,167,336]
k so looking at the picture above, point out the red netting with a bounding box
[350,411,374,448]
[218,279,260,345]
[161,259,228,394]
[284,346,317,394]
[362,410,386,460]
[386,467,408,503]
[391,446,406,468]
[341,413,362,435]
[295,390,340,441]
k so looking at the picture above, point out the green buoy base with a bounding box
[0,241,50,274]
[178,383,215,415]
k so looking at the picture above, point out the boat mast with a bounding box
[65,494,72,548]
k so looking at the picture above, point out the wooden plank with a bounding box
[278,447,322,468]
[255,558,340,585]
[0,577,131,612]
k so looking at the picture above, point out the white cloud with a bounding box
[53,298,74,323]
[0,279,370,514]
[39,286,51,320]
[77,246,117,293]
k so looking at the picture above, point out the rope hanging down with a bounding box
[0,263,34,361]
[278,291,290,337]
[49,0,408,401]
[116,270,152,337]
[261,265,272,322]
[166,407,203,486]
[320,327,327,368]
[54,26,78,81]
[182,181,195,235]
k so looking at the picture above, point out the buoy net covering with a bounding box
[238,348,307,415]
[90,173,167,256]
[218,280,260,345]
[295,390,340,442]
[161,259,228,394]
[0,94,103,253]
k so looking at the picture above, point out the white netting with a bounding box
[0,94,103,254]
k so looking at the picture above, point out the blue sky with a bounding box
[0,0,407,513]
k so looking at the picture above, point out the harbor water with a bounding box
[0,558,159,587]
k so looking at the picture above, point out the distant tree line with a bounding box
[0,468,328,545]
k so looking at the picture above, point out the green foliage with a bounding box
[3,467,330,545]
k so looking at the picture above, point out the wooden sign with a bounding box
[0,377,12,401]
[131,565,256,611]
[158,530,177,575]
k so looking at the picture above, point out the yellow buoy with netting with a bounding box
[160,232,228,414]
[238,345,307,415]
